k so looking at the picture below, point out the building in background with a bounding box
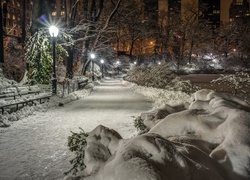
[198,0,220,28]
[229,0,250,22]
[2,0,33,40]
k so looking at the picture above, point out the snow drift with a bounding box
[66,89,250,180]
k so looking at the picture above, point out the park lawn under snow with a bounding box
[1,72,250,180]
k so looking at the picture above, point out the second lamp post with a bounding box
[49,25,59,95]
[90,53,95,81]
[100,59,104,78]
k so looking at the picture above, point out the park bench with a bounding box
[0,85,41,100]
[0,85,51,114]
[0,93,51,114]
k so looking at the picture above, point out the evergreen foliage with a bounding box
[25,28,72,84]
[133,116,148,134]
[64,127,88,175]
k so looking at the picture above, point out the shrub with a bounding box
[211,72,250,95]
[133,116,148,134]
[64,128,88,175]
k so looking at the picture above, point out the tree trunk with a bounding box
[188,36,194,64]
[21,0,26,43]
[81,0,104,75]
[0,0,4,63]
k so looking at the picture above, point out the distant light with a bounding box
[233,49,236,52]
[158,62,161,65]
[100,59,104,64]
[212,59,218,63]
[49,25,59,37]
[134,61,137,65]
[116,61,120,64]
[90,53,95,59]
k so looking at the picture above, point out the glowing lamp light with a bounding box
[90,53,96,59]
[49,25,59,37]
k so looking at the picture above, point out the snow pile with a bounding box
[66,89,250,180]
[132,84,190,108]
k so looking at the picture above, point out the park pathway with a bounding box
[0,78,153,180]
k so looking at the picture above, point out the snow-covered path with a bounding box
[0,78,153,180]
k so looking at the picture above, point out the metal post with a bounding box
[52,37,57,95]
[102,64,104,78]
[91,59,94,81]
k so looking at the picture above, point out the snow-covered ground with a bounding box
[1,72,250,180]
[0,77,153,179]
[69,88,250,180]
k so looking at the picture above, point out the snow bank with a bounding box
[66,89,250,180]
[67,129,230,180]
[149,89,250,179]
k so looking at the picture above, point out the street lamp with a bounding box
[90,53,95,81]
[49,25,59,95]
[100,59,104,78]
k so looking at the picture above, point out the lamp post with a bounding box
[49,25,59,95]
[100,59,104,78]
[116,61,120,74]
[90,53,95,81]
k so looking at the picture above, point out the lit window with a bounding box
[13,15,15,20]
[213,10,220,14]
[52,12,57,16]
[61,11,65,16]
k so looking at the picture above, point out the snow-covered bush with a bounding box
[126,64,200,95]
[211,72,250,95]
[125,64,175,88]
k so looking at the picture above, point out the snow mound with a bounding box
[150,89,250,178]
[140,104,186,129]
[66,89,250,180]
[67,132,230,180]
